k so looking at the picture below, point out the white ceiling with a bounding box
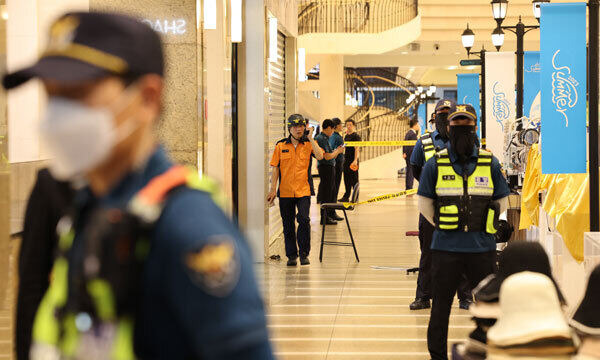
[344,0,583,85]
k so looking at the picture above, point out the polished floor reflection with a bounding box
[258,179,471,360]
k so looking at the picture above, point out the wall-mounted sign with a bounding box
[142,19,187,35]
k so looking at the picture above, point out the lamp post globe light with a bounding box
[491,0,508,26]
[492,26,505,51]
[459,24,487,146]
[461,24,475,54]
[532,0,550,21]
[488,0,547,120]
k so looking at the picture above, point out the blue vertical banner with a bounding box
[523,51,541,120]
[418,103,426,131]
[457,73,481,136]
[540,3,587,174]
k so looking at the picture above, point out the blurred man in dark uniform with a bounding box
[4,12,273,359]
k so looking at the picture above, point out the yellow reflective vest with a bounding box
[434,148,499,234]
[421,133,436,162]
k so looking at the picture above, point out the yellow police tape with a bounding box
[344,138,487,147]
[344,141,416,147]
[341,188,418,208]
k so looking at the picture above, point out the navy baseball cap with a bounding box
[449,104,478,122]
[3,12,164,89]
[435,99,456,112]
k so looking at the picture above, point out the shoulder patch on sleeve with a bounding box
[184,235,240,297]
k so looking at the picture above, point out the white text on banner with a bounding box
[485,52,516,164]
[540,3,587,174]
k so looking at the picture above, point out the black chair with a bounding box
[319,183,360,262]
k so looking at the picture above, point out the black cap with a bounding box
[3,12,164,89]
[570,264,600,335]
[449,104,477,122]
[435,99,456,112]
[474,241,566,305]
[287,114,306,128]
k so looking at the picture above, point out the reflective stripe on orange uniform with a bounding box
[270,137,319,198]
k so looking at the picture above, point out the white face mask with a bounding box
[41,92,140,181]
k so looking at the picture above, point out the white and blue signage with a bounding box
[540,3,586,174]
[523,51,541,121]
[457,73,481,136]
[418,103,427,131]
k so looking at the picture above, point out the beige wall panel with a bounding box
[89,0,199,167]
[266,0,298,37]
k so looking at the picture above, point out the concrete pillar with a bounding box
[204,0,232,198]
[319,54,345,120]
[238,0,268,261]
[90,0,200,168]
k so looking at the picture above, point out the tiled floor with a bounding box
[258,179,472,360]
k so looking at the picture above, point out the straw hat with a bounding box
[570,264,600,336]
[487,271,572,347]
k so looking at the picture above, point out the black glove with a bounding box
[494,220,514,243]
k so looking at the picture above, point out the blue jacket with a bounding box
[329,132,345,164]
[315,132,335,166]
[69,147,273,359]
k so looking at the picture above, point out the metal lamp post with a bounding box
[461,26,487,147]
[490,0,548,120]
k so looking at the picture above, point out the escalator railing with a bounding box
[298,0,419,35]
[344,67,420,162]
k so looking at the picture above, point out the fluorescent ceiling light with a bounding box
[269,17,278,63]
[204,0,217,29]
[231,0,242,42]
[298,48,306,82]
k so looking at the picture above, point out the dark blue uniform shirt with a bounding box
[417,143,511,253]
[329,132,345,163]
[315,132,335,166]
[409,130,448,168]
[69,147,273,359]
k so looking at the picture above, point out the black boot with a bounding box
[409,298,431,310]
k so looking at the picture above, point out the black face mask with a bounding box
[449,125,477,162]
[435,112,450,139]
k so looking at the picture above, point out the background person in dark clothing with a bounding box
[315,119,344,225]
[330,118,345,208]
[340,119,361,202]
[16,168,74,360]
[403,119,420,190]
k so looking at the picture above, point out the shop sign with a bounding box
[142,19,187,35]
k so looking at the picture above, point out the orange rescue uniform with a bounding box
[270,137,320,198]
